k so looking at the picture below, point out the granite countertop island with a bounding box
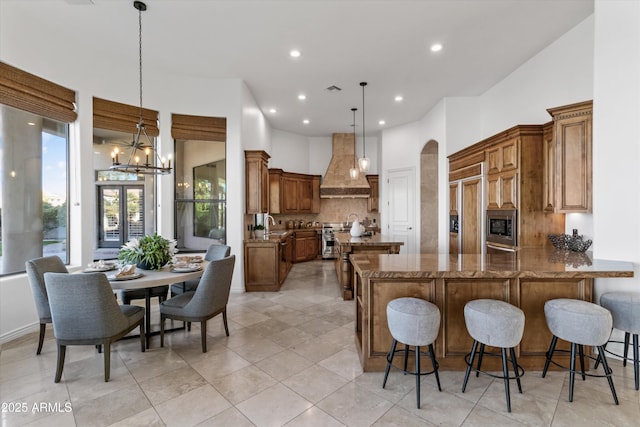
[332,232,404,300]
[349,249,634,371]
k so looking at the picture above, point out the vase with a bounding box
[136,260,154,270]
[254,230,265,239]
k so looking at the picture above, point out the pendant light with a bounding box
[349,107,359,179]
[358,81,370,173]
[110,1,172,175]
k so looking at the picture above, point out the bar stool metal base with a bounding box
[542,335,618,405]
[595,333,640,391]
[382,338,441,409]
[462,340,524,412]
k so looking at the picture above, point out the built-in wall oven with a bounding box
[486,209,517,252]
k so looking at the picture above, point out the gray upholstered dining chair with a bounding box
[170,244,231,297]
[160,255,235,352]
[44,272,145,382]
[25,256,68,355]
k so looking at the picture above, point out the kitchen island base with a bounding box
[351,252,634,372]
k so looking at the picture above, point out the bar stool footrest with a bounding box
[387,347,439,377]
[464,350,524,381]
[544,348,613,379]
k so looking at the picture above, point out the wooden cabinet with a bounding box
[245,150,270,214]
[269,169,320,214]
[293,230,319,262]
[366,175,379,212]
[447,152,484,255]
[245,233,293,291]
[546,100,592,213]
[486,137,519,210]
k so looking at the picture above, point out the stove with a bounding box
[321,223,346,259]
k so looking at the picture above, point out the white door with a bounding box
[387,168,416,254]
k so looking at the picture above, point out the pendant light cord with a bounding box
[138,3,144,126]
[360,82,367,158]
[352,107,358,168]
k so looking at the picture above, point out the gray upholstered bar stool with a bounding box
[598,292,640,390]
[542,298,618,404]
[382,297,441,409]
[462,299,525,413]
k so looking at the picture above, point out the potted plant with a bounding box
[253,224,265,238]
[118,233,178,270]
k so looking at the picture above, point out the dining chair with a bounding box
[160,255,235,352]
[25,256,68,355]
[44,272,145,382]
[170,244,231,297]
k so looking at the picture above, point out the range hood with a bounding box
[320,133,370,198]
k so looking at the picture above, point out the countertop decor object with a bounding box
[118,233,178,270]
[548,233,593,252]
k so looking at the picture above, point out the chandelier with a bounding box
[110,1,172,175]
[349,107,359,179]
[358,82,370,173]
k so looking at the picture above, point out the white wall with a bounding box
[592,0,640,299]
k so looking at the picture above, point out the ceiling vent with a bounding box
[326,85,342,92]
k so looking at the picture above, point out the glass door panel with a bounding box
[98,185,144,247]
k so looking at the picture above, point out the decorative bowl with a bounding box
[548,234,592,252]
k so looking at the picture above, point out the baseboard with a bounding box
[0,322,39,345]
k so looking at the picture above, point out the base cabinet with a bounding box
[293,230,319,263]
[245,237,292,291]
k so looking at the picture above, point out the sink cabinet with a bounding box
[244,233,293,291]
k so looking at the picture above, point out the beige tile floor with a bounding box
[2,260,640,426]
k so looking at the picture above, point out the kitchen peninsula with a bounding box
[333,232,403,300]
[350,249,634,372]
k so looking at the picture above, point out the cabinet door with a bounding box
[305,236,318,260]
[486,174,500,210]
[297,178,313,212]
[555,114,592,212]
[499,171,518,209]
[245,151,269,214]
[461,177,483,254]
[293,236,307,261]
[449,182,459,214]
[486,147,502,175]
[367,175,379,212]
[282,177,299,213]
[500,138,518,171]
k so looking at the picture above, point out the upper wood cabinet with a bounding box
[546,100,593,213]
[269,169,320,214]
[486,137,519,210]
[245,150,270,214]
[366,175,379,212]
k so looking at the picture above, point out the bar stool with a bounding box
[462,299,525,413]
[382,297,441,409]
[542,298,618,404]
[598,292,640,390]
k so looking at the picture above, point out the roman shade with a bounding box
[171,113,226,141]
[0,61,77,123]
[93,97,159,136]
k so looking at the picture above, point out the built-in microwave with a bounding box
[486,209,517,247]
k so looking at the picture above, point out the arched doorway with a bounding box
[420,140,438,253]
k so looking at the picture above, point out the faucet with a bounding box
[265,214,276,235]
[346,213,359,227]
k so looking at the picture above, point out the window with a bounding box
[0,104,69,275]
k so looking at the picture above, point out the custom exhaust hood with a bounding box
[320,133,370,198]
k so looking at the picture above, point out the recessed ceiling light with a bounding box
[27,122,36,126]
[303,119,310,124]
[269,108,277,114]
[378,120,386,125]
[289,49,301,58]
[430,43,443,52]
[298,94,307,100]
[394,95,403,102]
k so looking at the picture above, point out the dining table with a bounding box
[99,260,208,348]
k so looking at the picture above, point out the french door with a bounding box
[98,185,145,248]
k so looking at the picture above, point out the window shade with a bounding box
[93,97,159,137]
[171,113,226,141]
[0,61,77,123]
